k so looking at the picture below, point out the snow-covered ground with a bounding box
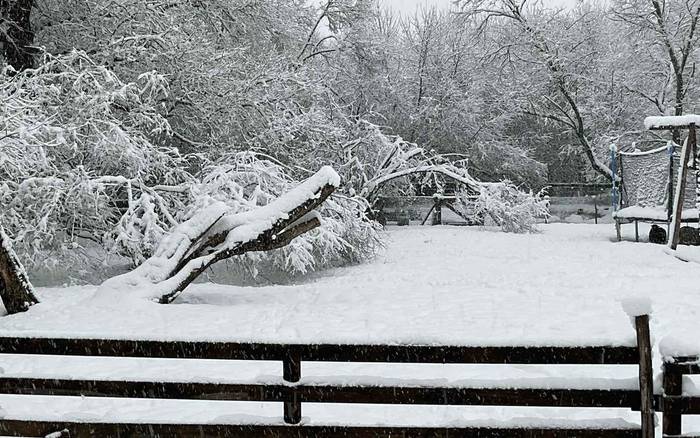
[2,224,700,432]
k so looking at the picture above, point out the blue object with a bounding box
[610,144,618,211]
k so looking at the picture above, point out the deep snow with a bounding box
[2,224,700,431]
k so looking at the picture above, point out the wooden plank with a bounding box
[0,337,640,364]
[665,359,700,375]
[0,377,642,408]
[663,358,684,436]
[635,315,654,438]
[298,386,641,408]
[663,395,700,415]
[283,351,301,424]
[0,421,645,438]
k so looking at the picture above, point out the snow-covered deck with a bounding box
[2,225,700,431]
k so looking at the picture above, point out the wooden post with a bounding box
[421,204,436,226]
[432,198,442,225]
[669,142,675,222]
[616,220,622,242]
[635,220,639,243]
[635,315,654,438]
[283,350,301,424]
[594,197,598,225]
[669,125,695,250]
[663,358,683,436]
[696,135,700,222]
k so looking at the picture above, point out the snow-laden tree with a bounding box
[0,51,187,267]
[325,4,548,188]
[0,51,382,286]
[456,0,620,180]
[611,0,700,143]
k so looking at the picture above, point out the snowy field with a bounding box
[2,224,700,432]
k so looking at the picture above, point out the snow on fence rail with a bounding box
[0,315,655,437]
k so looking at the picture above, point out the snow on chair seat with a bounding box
[0,314,655,438]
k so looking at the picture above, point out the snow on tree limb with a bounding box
[94,167,340,304]
[356,134,488,202]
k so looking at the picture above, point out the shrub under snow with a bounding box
[458,182,549,234]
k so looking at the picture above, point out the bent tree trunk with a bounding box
[95,166,341,304]
[0,227,39,314]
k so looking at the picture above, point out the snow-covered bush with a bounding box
[458,182,549,233]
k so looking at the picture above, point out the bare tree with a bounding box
[458,0,615,180]
[612,0,700,143]
[0,0,35,70]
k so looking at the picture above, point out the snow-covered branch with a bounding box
[94,167,340,304]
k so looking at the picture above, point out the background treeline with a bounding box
[1,0,698,281]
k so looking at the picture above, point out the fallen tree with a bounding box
[0,226,39,314]
[94,166,340,304]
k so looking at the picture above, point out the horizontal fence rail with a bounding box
[0,315,653,438]
[0,377,643,408]
[0,421,646,438]
[0,336,640,364]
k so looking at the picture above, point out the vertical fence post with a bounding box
[635,315,654,438]
[594,196,599,224]
[663,358,683,436]
[283,349,302,424]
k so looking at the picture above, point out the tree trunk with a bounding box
[0,227,39,314]
[0,0,35,71]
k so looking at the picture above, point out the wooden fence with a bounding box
[0,315,655,437]
[662,354,700,437]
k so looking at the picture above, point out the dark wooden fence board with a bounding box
[0,337,639,364]
[663,395,700,414]
[0,377,641,408]
[0,421,644,438]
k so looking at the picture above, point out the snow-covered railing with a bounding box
[644,114,700,131]
[0,314,655,437]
